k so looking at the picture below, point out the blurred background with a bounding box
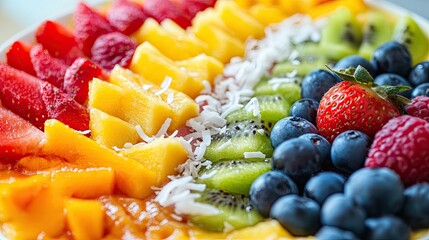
[0,0,428,44]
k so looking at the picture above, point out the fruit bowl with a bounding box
[1,0,429,239]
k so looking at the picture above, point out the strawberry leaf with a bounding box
[353,65,374,86]
[325,65,356,82]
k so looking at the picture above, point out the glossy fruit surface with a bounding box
[365,115,429,184]
[304,172,345,205]
[364,216,410,240]
[345,168,404,217]
[374,73,412,98]
[371,41,412,77]
[400,183,429,230]
[331,130,371,173]
[301,69,341,101]
[334,55,376,77]
[289,98,319,125]
[409,61,429,86]
[270,116,318,148]
[249,171,299,217]
[270,195,320,237]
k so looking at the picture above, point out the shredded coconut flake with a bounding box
[245,97,260,117]
[75,129,91,135]
[155,76,172,96]
[142,84,152,91]
[244,152,266,159]
[155,118,172,138]
[167,93,174,104]
[135,125,154,143]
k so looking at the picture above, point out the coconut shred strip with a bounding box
[155,15,324,216]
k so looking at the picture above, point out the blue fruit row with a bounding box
[301,42,429,103]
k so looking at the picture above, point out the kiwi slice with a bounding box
[189,189,264,232]
[393,15,429,64]
[197,159,271,195]
[272,43,329,77]
[358,12,393,60]
[320,7,362,61]
[254,79,301,104]
[204,120,273,162]
[225,95,291,123]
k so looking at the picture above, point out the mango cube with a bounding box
[89,78,174,136]
[121,138,189,185]
[130,42,204,98]
[175,54,224,85]
[66,199,104,240]
[109,66,199,131]
[134,18,206,61]
[42,119,157,199]
[215,1,265,41]
[90,108,140,149]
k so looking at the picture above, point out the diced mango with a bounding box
[249,4,287,26]
[89,78,174,136]
[121,138,188,185]
[234,0,257,8]
[161,19,207,50]
[175,54,224,85]
[130,42,204,98]
[66,199,104,240]
[134,18,206,61]
[109,66,199,131]
[278,0,302,15]
[227,220,292,239]
[192,9,239,40]
[90,108,140,149]
[15,155,67,172]
[88,78,125,117]
[307,0,367,19]
[215,1,265,41]
[192,20,244,63]
[0,175,65,239]
[42,119,157,199]
[52,167,115,198]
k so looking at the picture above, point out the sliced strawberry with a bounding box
[107,0,148,35]
[143,0,191,29]
[73,2,115,56]
[30,44,68,88]
[0,63,89,131]
[41,83,90,131]
[91,32,137,71]
[35,20,84,65]
[0,106,44,162]
[176,0,214,18]
[63,58,107,104]
[6,41,36,76]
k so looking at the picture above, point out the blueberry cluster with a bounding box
[300,41,429,103]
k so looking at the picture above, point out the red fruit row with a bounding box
[0,0,215,162]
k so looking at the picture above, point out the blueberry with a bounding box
[249,171,299,217]
[270,116,318,148]
[316,226,359,240]
[334,55,377,77]
[409,61,429,86]
[272,138,322,186]
[270,195,320,236]
[365,216,410,240]
[374,73,412,98]
[331,130,371,174]
[400,183,429,230]
[301,69,341,102]
[371,41,412,77]
[321,193,366,236]
[411,82,429,98]
[345,168,404,217]
[304,172,345,205]
[298,133,331,167]
[289,98,319,125]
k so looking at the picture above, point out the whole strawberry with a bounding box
[365,115,429,185]
[317,66,407,142]
[405,96,429,122]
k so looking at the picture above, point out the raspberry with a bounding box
[91,32,137,71]
[405,96,429,122]
[365,115,429,185]
[107,0,148,35]
[73,3,115,56]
